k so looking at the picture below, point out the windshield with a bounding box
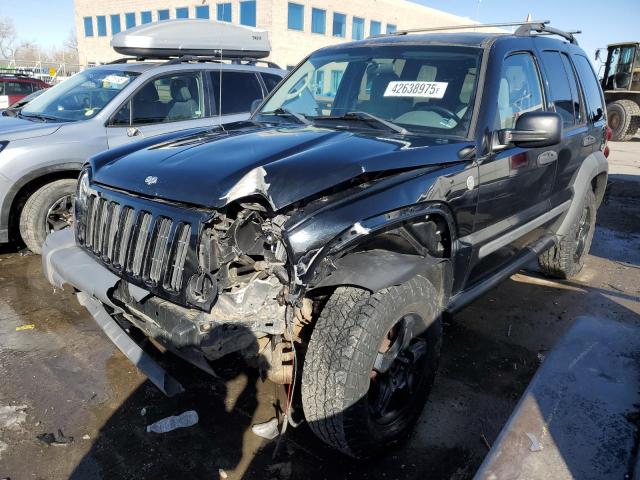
[22,68,139,121]
[260,45,482,137]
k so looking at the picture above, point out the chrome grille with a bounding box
[80,194,193,291]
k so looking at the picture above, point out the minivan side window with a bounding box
[541,51,583,128]
[113,72,205,125]
[496,53,544,129]
[572,55,605,122]
[209,71,263,115]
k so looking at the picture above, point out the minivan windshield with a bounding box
[21,68,139,122]
[259,45,482,137]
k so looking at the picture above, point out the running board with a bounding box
[446,236,555,314]
[76,291,185,397]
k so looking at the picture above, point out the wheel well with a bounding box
[591,171,608,206]
[8,170,80,241]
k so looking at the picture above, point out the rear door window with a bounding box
[496,53,544,129]
[209,71,263,115]
[572,55,605,122]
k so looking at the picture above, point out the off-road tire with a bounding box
[19,179,76,254]
[608,99,640,142]
[538,188,597,279]
[301,276,442,458]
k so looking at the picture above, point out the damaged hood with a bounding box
[91,123,471,210]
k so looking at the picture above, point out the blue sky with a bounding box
[1,0,639,63]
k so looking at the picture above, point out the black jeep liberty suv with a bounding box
[43,22,609,457]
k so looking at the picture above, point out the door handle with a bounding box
[127,127,142,138]
[537,150,558,166]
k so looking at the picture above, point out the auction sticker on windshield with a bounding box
[384,81,448,99]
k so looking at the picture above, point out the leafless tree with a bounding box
[0,16,18,59]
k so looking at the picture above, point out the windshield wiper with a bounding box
[317,111,409,135]
[19,112,68,123]
[260,107,311,125]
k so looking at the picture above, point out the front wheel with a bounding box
[19,179,76,254]
[301,276,442,458]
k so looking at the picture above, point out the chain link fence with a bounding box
[0,59,87,84]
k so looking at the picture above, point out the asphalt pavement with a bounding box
[0,140,639,480]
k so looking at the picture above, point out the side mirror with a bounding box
[498,111,562,148]
[250,98,263,115]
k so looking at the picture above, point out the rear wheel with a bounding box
[301,276,442,458]
[539,188,596,279]
[19,179,76,254]
[607,99,640,141]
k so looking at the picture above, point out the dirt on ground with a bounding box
[0,145,639,480]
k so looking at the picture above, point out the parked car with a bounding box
[42,22,609,457]
[0,73,50,110]
[0,88,47,116]
[0,59,285,253]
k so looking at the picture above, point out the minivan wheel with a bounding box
[538,188,596,279]
[19,179,76,254]
[301,276,442,458]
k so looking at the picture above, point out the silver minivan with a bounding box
[0,59,285,253]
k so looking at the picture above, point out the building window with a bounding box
[311,8,325,34]
[332,13,346,37]
[125,12,136,29]
[176,7,189,18]
[352,17,364,40]
[196,5,210,19]
[83,17,93,37]
[240,1,256,26]
[217,3,232,21]
[370,20,381,36]
[331,69,344,93]
[141,11,152,24]
[110,14,121,34]
[288,3,304,31]
[386,23,397,33]
[96,16,107,36]
[158,9,170,21]
[287,2,304,31]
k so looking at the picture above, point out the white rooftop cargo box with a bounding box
[111,19,271,59]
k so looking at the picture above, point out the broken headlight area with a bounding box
[109,202,301,384]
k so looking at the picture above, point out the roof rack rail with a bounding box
[164,55,280,69]
[386,20,550,36]
[514,22,580,45]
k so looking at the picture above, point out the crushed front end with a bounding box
[43,169,304,390]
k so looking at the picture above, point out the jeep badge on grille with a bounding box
[145,176,158,186]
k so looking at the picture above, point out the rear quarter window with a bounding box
[572,54,605,122]
[261,73,283,92]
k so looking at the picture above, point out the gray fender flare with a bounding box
[556,150,607,237]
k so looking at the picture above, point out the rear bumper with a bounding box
[42,229,184,396]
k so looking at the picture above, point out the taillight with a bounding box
[602,126,612,158]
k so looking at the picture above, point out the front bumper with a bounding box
[42,228,187,396]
